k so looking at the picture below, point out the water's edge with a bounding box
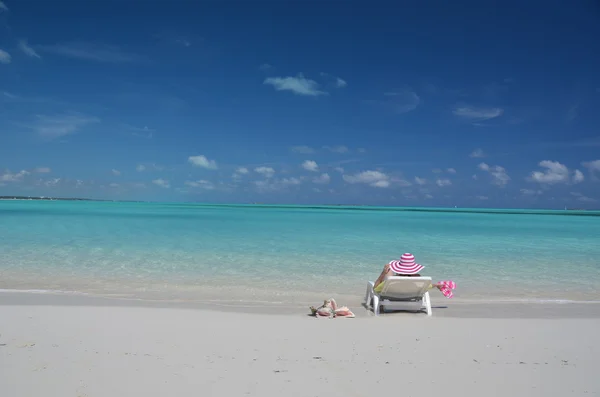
[2,289,600,319]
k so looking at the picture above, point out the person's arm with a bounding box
[374,263,391,288]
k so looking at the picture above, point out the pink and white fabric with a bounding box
[437,281,456,298]
[389,253,424,275]
[314,298,355,318]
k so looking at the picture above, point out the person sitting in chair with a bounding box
[374,253,449,294]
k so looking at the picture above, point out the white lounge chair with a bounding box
[365,277,433,316]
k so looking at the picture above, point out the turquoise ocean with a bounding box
[1,201,599,305]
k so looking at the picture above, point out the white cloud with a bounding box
[259,63,272,71]
[185,180,215,190]
[253,180,271,190]
[476,195,489,200]
[111,169,121,176]
[255,166,275,178]
[379,90,421,114]
[232,167,249,179]
[127,125,154,139]
[453,106,504,121]
[529,161,568,184]
[414,177,426,185]
[583,160,600,171]
[34,167,51,173]
[582,160,600,178]
[281,177,301,186]
[324,145,349,153]
[27,113,100,139]
[478,162,510,186]
[320,72,347,89]
[391,178,412,187]
[424,194,433,199]
[490,167,510,186]
[343,170,390,188]
[254,176,301,192]
[570,192,596,203]
[573,169,584,184]
[1,170,30,182]
[152,178,170,188]
[109,183,119,188]
[577,196,596,203]
[291,145,315,154]
[394,91,421,113]
[38,41,139,63]
[264,74,326,96]
[0,1,8,11]
[18,40,41,58]
[136,164,146,172]
[447,168,457,174]
[334,167,344,173]
[432,168,442,173]
[528,160,582,185]
[472,174,478,180]
[313,173,330,184]
[521,188,542,196]
[470,148,485,158]
[372,180,391,188]
[0,49,12,64]
[42,178,61,187]
[188,155,218,170]
[436,178,452,187]
[301,160,319,172]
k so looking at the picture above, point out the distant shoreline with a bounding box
[0,196,142,203]
[0,196,598,214]
[0,196,96,201]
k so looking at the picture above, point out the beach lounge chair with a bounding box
[364,277,433,316]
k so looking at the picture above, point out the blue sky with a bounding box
[1,0,599,208]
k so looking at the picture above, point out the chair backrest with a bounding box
[378,276,432,299]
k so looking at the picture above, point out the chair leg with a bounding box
[424,292,432,316]
[373,295,380,316]
[365,282,372,308]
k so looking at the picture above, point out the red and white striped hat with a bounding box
[389,253,424,275]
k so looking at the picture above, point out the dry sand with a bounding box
[1,294,599,397]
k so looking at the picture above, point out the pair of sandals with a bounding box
[309,298,355,318]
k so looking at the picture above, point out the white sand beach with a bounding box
[1,293,599,397]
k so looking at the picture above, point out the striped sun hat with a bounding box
[389,253,424,275]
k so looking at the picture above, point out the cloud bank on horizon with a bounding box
[1,0,599,208]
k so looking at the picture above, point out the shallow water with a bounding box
[1,201,599,303]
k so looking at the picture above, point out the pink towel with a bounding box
[437,281,456,298]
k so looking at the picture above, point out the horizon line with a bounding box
[0,195,598,215]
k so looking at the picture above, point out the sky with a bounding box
[1,0,599,208]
